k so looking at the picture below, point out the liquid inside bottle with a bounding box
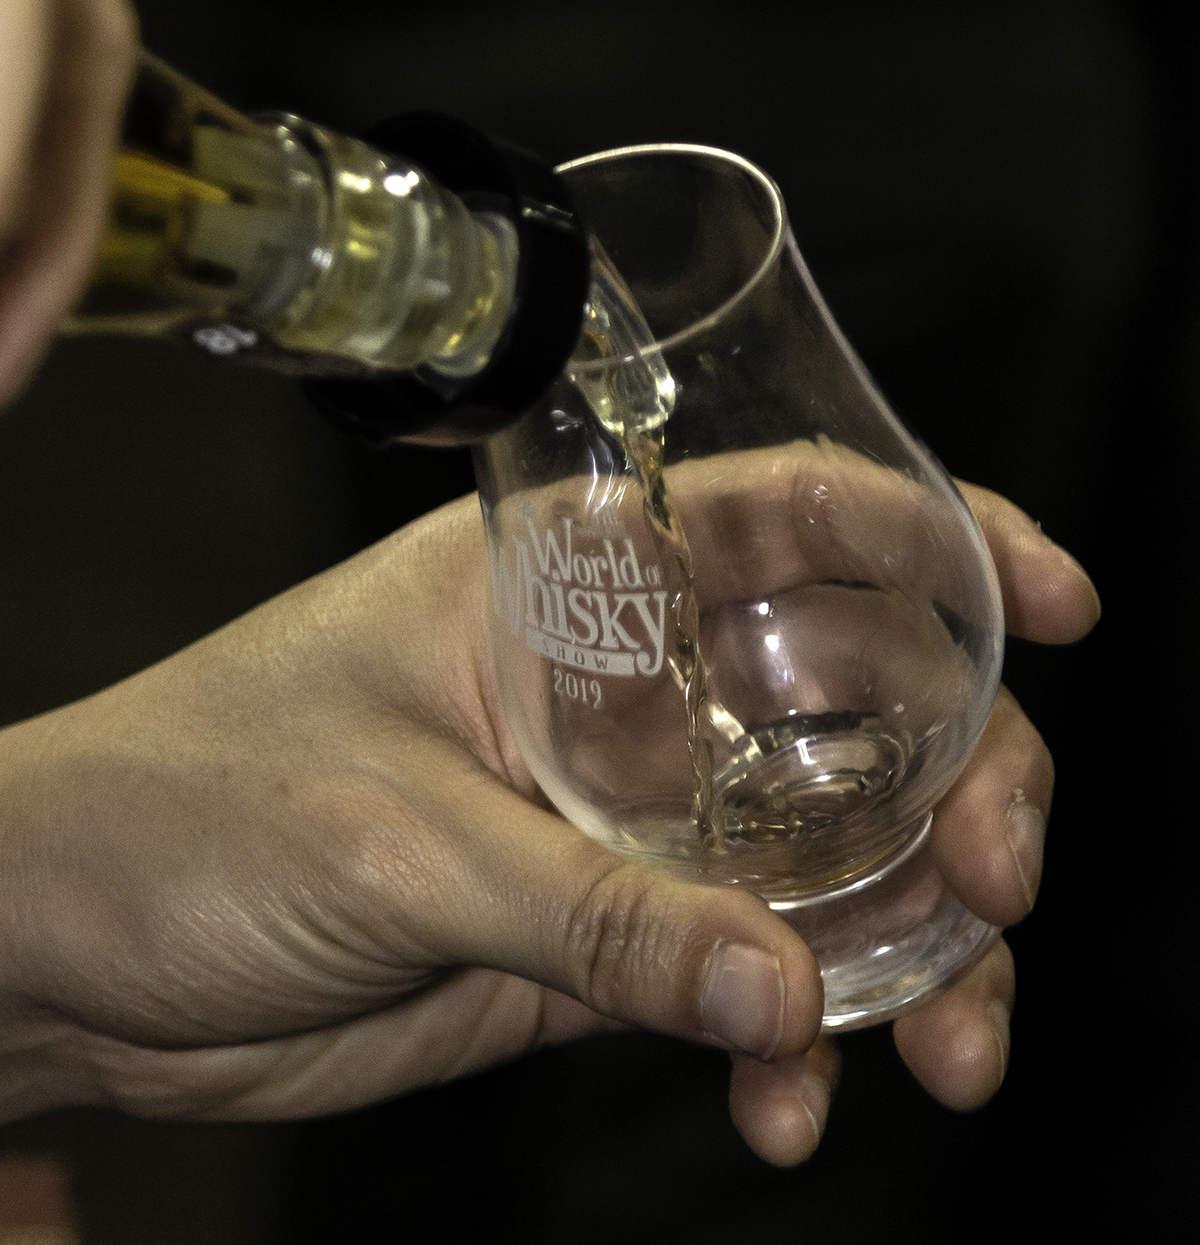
[71,53,519,382]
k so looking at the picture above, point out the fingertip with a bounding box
[1003,791,1046,914]
[932,687,1052,928]
[894,943,1014,1111]
[700,941,787,1060]
[1047,542,1102,636]
[728,1044,837,1167]
[1010,532,1102,645]
[682,888,824,1061]
[771,921,826,1058]
[958,481,1101,643]
[898,1002,1008,1112]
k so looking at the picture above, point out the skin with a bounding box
[0,0,136,406]
[0,488,1095,1165]
[0,0,1101,1168]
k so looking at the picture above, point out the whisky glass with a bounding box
[472,145,1004,1029]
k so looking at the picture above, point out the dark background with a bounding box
[2,0,1197,1239]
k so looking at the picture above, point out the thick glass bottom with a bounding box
[770,815,999,1031]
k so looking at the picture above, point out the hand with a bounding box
[0,481,1097,1165]
[890,482,1089,1109]
[0,0,1099,1171]
[0,0,136,406]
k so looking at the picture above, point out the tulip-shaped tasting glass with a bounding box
[472,145,1004,1029]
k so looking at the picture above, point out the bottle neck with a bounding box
[68,53,520,382]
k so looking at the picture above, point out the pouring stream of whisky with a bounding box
[624,423,720,847]
[568,243,732,848]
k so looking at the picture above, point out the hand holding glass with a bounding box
[473,146,1004,1029]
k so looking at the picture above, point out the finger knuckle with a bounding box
[561,863,681,1016]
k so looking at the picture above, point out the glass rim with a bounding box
[555,143,787,369]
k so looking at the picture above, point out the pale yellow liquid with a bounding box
[568,246,724,848]
[74,55,514,380]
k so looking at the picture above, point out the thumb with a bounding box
[385,749,826,1062]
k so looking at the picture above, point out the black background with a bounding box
[1,1,1197,1239]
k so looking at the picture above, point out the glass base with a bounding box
[770,816,999,1031]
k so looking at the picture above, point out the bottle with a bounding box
[67,52,591,444]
